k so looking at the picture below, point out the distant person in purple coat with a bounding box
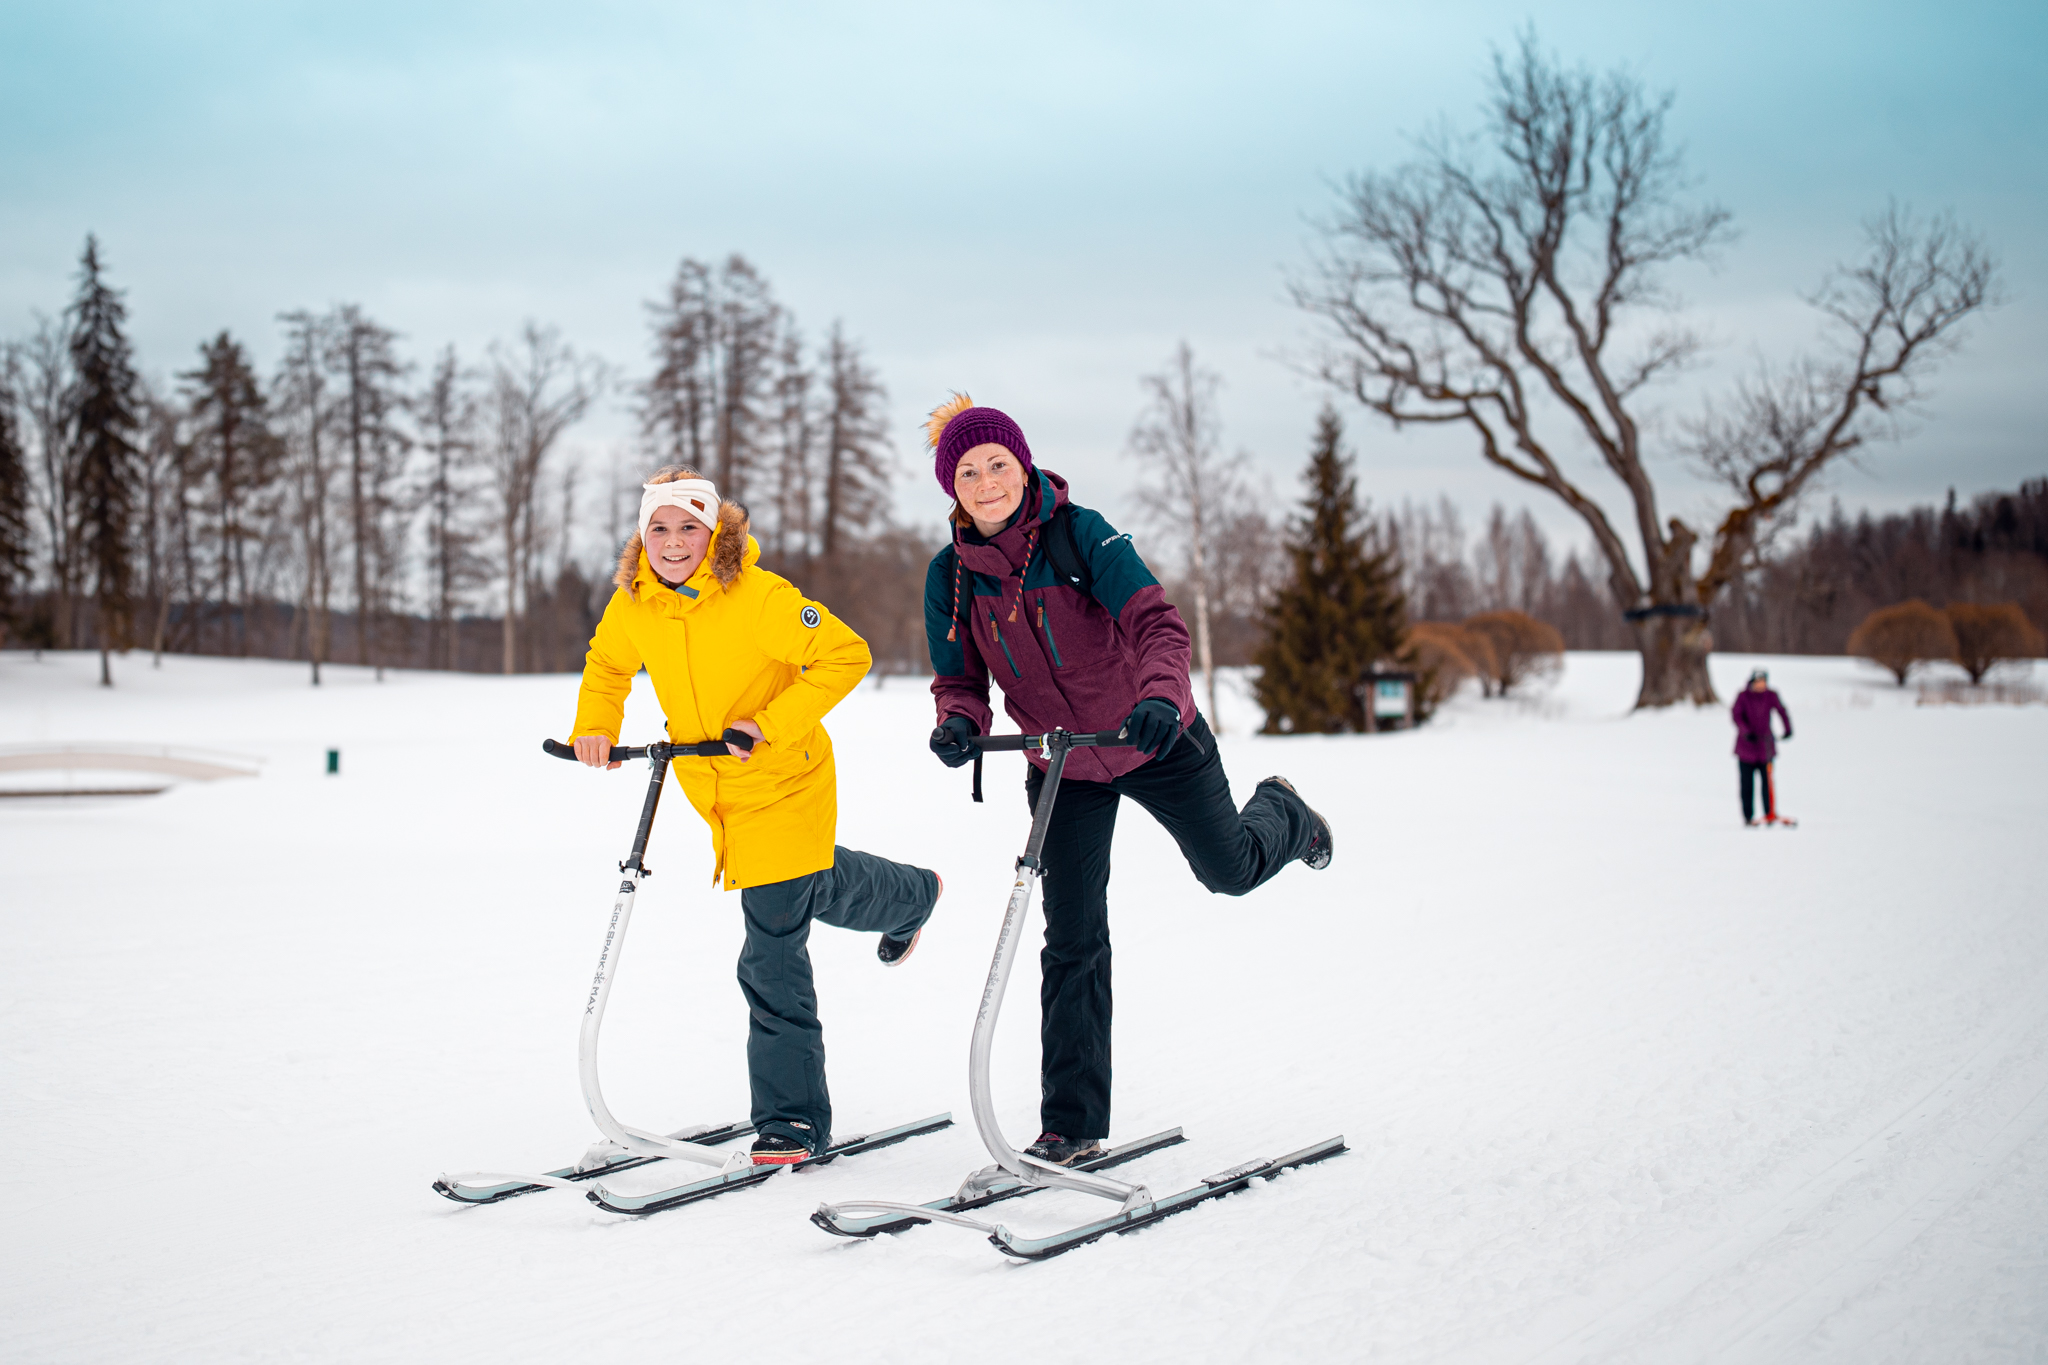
[1731,669,1793,826]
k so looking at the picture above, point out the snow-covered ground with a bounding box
[3,648,2044,1364]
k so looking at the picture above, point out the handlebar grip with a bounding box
[542,738,651,762]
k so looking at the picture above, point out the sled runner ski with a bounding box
[438,738,946,1208]
[813,728,1345,1259]
[811,1126,1187,1238]
[584,1112,955,1215]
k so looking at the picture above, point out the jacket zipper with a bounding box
[1037,600,1064,668]
[988,610,1022,678]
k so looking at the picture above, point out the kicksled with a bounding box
[812,727,1345,1259]
[433,737,952,1215]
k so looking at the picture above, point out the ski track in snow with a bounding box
[3,649,2045,1364]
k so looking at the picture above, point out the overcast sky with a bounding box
[4,1,2042,564]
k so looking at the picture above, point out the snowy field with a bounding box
[3,648,2045,1364]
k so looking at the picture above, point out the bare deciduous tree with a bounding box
[418,345,484,670]
[766,322,816,570]
[276,311,335,683]
[1130,342,1239,729]
[23,316,79,647]
[135,385,189,665]
[819,322,891,564]
[486,323,601,674]
[181,331,278,655]
[640,255,780,503]
[1293,34,1997,707]
[0,347,32,646]
[326,306,411,676]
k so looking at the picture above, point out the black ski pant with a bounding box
[1739,759,1776,822]
[1022,712,1318,1140]
[738,846,938,1153]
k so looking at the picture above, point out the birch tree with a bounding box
[1129,342,1239,730]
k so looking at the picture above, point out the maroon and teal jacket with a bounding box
[1731,687,1791,763]
[925,469,1194,783]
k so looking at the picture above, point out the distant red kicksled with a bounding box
[1765,763,1797,828]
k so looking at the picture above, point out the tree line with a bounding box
[1188,403,2044,736]
[0,242,914,682]
[1096,337,2043,702]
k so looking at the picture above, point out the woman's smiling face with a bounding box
[953,443,1027,536]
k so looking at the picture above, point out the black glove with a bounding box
[1121,698,1182,759]
[930,716,978,768]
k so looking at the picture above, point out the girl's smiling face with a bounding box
[645,505,712,583]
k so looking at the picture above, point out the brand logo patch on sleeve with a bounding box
[800,605,821,628]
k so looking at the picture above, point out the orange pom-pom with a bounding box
[924,392,975,451]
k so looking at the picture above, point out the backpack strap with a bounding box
[1042,503,1094,598]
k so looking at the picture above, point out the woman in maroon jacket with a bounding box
[921,394,1333,1167]
[1731,668,1793,825]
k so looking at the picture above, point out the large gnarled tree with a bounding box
[1293,35,1996,706]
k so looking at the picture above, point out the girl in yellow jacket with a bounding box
[568,467,942,1164]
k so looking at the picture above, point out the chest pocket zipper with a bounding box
[988,610,1022,678]
[1037,601,1064,668]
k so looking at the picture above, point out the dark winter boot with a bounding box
[749,1134,810,1165]
[1023,1132,1104,1166]
[879,872,940,966]
[877,929,921,966]
[1263,776,1333,870]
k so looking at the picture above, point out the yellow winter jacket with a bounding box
[570,522,871,890]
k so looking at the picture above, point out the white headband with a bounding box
[638,478,721,543]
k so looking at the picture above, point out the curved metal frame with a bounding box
[816,729,1151,1232]
[438,741,751,1197]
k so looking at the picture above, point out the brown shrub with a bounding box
[1462,610,1565,695]
[1407,621,1493,712]
[1846,599,1958,685]
[1945,601,2046,684]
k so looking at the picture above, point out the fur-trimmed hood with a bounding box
[614,500,752,599]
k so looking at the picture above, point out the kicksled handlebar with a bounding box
[963,728,1132,802]
[968,729,1131,753]
[541,735,749,763]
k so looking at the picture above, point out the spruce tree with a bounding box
[67,236,143,686]
[1253,406,1408,733]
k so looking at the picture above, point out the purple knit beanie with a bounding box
[928,399,1034,495]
